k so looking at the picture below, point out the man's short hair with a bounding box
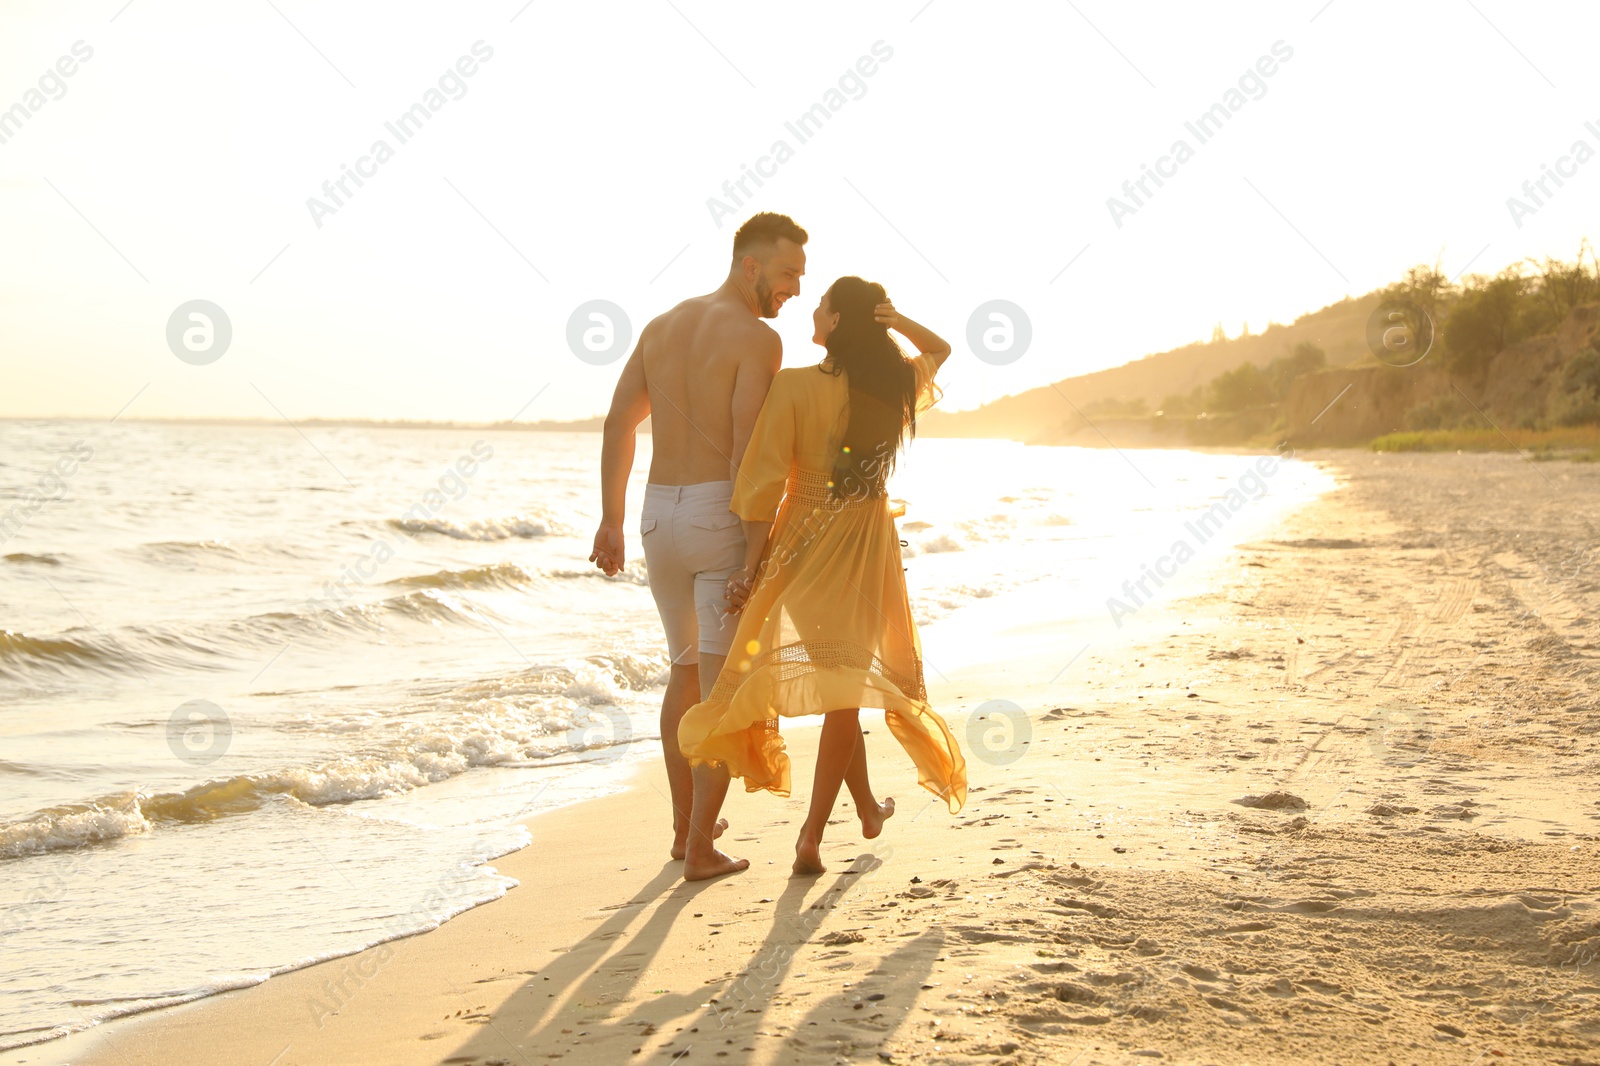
[732,212,808,261]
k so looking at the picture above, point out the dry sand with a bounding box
[10,451,1599,1066]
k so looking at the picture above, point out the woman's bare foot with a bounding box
[859,796,894,840]
[792,830,826,876]
[671,817,728,860]
[683,848,749,881]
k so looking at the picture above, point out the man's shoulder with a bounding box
[706,303,778,343]
[739,318,782,357]
[644,295,705,333]
[711,311,780,371]
[646,297,777,348]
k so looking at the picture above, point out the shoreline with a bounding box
[8,450,1599,1065]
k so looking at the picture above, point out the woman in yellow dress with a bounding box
[677,275,968,879]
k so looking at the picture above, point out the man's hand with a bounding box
[590,523,625,577]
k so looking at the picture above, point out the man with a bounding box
[590,212,807,880]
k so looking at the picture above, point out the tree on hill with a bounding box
[1441,246,1598,373]
[1522,240,1600,335]
[1205,342,1326,413]
[1208,362,1270,412]
[1269,341,1326,395]
[1381,261,1453,320]
[1158,387,1205,417]
[1443,271,1526,372]
[1552,341,1600,425]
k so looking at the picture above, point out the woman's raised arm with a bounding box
[874,302,951,370]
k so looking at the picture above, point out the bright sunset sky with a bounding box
[1,0,1595,422]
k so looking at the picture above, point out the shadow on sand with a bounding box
[438,850,941,1063]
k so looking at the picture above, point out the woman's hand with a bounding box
[731,519,773,613]
[724,567,755,613]
[874,302,950,367]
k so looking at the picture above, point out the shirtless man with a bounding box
[590,212,807,880]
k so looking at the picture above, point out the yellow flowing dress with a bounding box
[676,352,968,814]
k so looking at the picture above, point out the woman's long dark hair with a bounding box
[820,276,918,500]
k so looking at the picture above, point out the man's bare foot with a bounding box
[683,848,749,881]
[859,797,894,840]
[671,817,728,861]
[792,831,826,876]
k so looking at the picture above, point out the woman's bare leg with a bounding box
[794,709,861,875]
[842,723,894,840]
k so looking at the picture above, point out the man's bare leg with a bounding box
[662,662,699,860]
[665,658,733,859]
[688,648,733,847]
[842,723,894,840]
[683,761,748,881]
[794,709,862,876]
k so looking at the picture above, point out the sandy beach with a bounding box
[11,450,1598,1066]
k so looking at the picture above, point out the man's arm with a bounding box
[727,325,782,488]
[591,329,651,576]
[723,326,782,610]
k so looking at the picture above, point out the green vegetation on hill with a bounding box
[1147,244,1598,434]
[1556,343,1600,426]
[1158,341,1326,416]
[1431,251,1599,374]
[922,240,1600,451]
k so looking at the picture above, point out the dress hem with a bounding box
[679,662,968,814]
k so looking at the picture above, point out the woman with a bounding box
[677,275,968,877]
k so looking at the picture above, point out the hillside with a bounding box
[918,293,1381,442]
[921,245,1600,450]
[1282,303,1600,445]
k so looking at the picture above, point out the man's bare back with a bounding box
[641,293,783,486]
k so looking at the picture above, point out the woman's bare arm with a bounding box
[875,302,951,370]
